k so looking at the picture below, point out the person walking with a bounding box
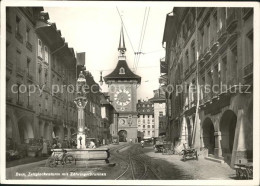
[42,140,48,157]
[89,140,96,149]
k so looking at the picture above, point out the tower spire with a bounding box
[118,25,126,56]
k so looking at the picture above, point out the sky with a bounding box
[44,4,173,100]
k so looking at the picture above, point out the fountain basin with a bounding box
[51,148,110,163]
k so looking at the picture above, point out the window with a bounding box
[16,50,21,68]
[222,56,227,85]
[159,122,163,128]
[201,76,205,100]
[185,50,189,69]
[148,131,150,135]
[148,125,150,128]
[26,27,30,42]
[231,46,238,84]
[45,97,48,112]
[246,31,253,65]
[93,106,95,114]
[15,16,21,34]
[119,67,125,74]
[207,22,210,47]
[17,83,21,103]
[27,58,31,75]
[38,39,43,58]
[143,125,145,128]
[44,46,49,63]
[152,125,154,128]
[159,111,163,117]
[191,41,196,64]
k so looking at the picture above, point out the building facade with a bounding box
[6,7,78,148]
[149,89,166,138]
[100,93,118,144]
[162,7,253,167]
[104,28,141,143]
[137,100,155,139]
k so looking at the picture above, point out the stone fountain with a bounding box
[51,71,110,166]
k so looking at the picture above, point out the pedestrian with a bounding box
[57,141,62,149]
[42,139,48,157]
[89,140,96,149]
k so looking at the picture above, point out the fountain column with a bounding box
[74,71,88,149]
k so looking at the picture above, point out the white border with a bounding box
[1,1,259,185]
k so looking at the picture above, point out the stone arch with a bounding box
[6,115,13,139]
[18,116,34,143]
[53,125,62,140]
[245,100,253,160]
[186,117,192,147]
[43,122,49,140]
[64,127,68,139]
[70,128,76,137]
[202,117,215,155]
[220,109,237,165]
[118,130,127,142]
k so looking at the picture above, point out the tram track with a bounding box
[113,143,161,180]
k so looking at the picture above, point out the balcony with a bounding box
[16,67,25,77]
[6,97,13,103]
[203,46,211,60]
[243,63,253,83]
[16,100,24,107]
[15,32,23,44]
[26,41,33,52]
[27,104,33,110]
[27,73,34,82]
[210,37,219,53]
[217,26,227,44]
[242,8,253,20]
[6,24,12,33]
[6,61,13,71]
[226,11,238,33]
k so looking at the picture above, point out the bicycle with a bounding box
[46,149,75,168]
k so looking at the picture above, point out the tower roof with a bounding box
[104,60,141,83]
[118,26,126,55]
[104,26,141,84]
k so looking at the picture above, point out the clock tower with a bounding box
[104,27,141,143]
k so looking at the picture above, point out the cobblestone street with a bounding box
[6,143,237,180]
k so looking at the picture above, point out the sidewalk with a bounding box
[142,146,236,180]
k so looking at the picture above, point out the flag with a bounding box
[76,52,85,66]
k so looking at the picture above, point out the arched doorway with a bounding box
[202,118,215,155]
[6,115,12,139]
[186,117,192,147]
[220,110,237,165]
[118,130,127,142]
[53,126,61,140]
[64,128,68,139]
[18,117,34,143]
[44,123,49,140]
[245,101,253,160]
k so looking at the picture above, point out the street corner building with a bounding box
[5,7,115,159]
[162,7,253,167]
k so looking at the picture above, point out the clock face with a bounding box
[119,119,126,125]
[114,89,131,106]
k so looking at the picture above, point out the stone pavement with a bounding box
[142,146,236,180]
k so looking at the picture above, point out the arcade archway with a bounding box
[118,130,127,142]
[53,126,62,140]
[43,123,49,140]
[202,118,215,155]
[6,115,13,139]
[18,116,34,143]
[220,110,237,164]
